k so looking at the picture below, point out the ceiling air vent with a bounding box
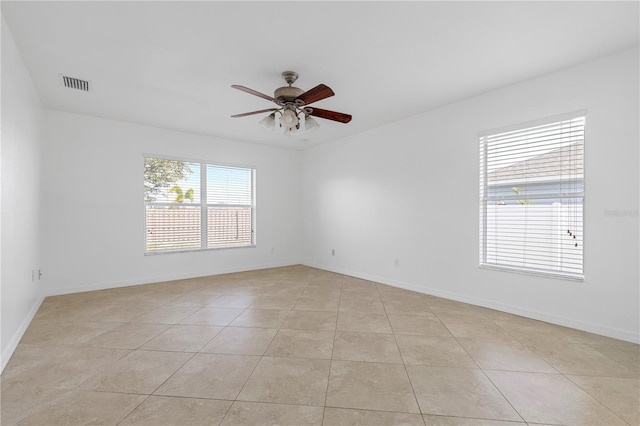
[59,75,90,92]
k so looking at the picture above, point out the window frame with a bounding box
[479,111,586,281]
[143,154,256,255]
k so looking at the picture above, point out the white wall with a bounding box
[302,49,640,343]
[2,29,637,383]
[41,111,301,295]
[1,16,44,369]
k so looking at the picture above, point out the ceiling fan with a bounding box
[231,71,352,136]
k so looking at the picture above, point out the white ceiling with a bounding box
[2,1,638,150]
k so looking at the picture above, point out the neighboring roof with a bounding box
[488,142,584,182]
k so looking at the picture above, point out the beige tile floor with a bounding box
[1,265,638,426]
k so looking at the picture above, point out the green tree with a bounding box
[169,186,194,203]
[512,187,534,205]
[144,158,191,201]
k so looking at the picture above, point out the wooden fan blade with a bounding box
[308,107,352,123]
[231,85,280,104]
[296,84,335,105]
[231,108,279,118]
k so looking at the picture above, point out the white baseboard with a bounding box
[303,262,640,344]
[1,295,45,373]
[44,260,299,297]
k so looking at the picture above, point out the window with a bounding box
[144,156,255,253]
[479,113,585,280]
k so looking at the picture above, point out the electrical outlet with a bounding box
[394,259,400,267]
[38,269,42,280]
[331,249,335,256]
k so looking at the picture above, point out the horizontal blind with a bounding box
[480,115,585,279]
[207,207,253,247]
[145,159,201,252]
[207,165,253,205]
[206,164,254,247]
[146,205,202,251]
[144,157,255,253]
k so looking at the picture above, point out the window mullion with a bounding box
[200,162,207,249]
[480,136,488,265]
[252,169,256,244]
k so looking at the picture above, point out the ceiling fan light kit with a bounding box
[305,116,320,132]
[280,107,299,128]
[259,113,276,131]
[231,71,352,137]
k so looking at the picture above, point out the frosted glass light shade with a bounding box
[305,116,320,132]
[259,113,276,130]
[284,126,299,136]
[280,108,298,128]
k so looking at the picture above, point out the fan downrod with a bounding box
[281,71,299,86]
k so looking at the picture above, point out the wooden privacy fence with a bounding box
[484,203,583,275]
[145,206,252,251]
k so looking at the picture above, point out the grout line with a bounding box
[218,354,263,425]
[115,393,153,426]
[425,297,529,424]
[144,349,199,396]
[375,282,425,422]
[221,272,315,425]
[9,266,637,425]
[479,369,529,424]
[321,274,344,425]
[563,375,633,426]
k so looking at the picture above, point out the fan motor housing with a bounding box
[274,86,304,102]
